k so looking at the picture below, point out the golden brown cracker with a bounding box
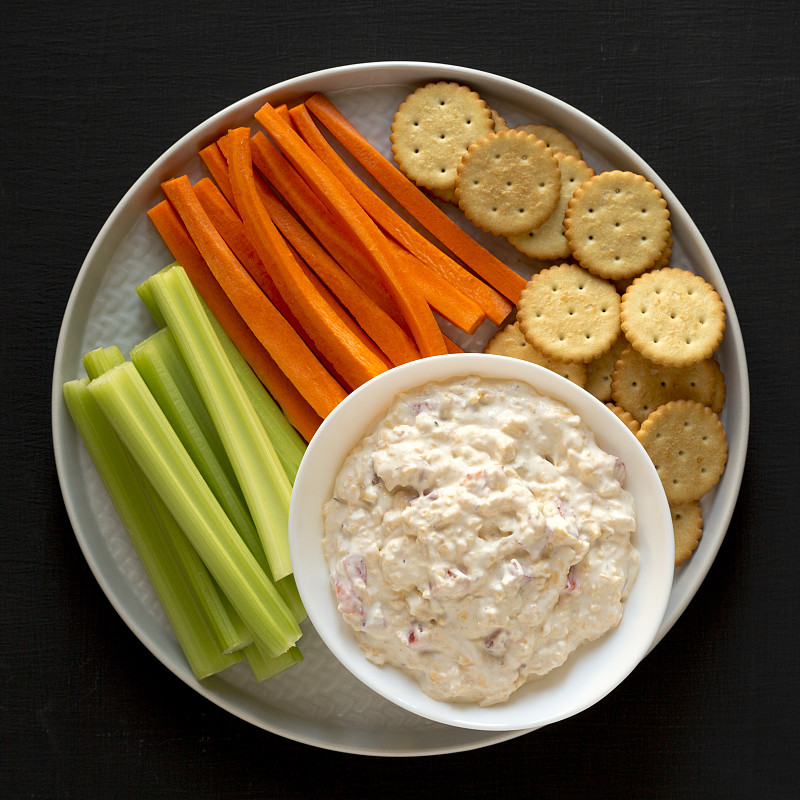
[671,502,703,566]
[484,322,587,386]
[620,267,726,367]
[584,334,627,402]
[391,82,494,192]
[605,402,640,434]
[516,263,621,363]
[610,346,726,422]
[564,170,671,281]
[455,130,561,236]
[636,400,728,505]
[506,154,595,261]
[515,122,583,159]
[490,108,509,131]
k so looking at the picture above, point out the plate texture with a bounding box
[52,61,749,756]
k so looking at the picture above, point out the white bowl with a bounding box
[290,353,674,731]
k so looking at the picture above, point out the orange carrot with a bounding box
[247,130,484,334]
[304,92,527,305]
[247,178,420,366]
[160,174,347,418]
[196,146,420,367]
[146,199,322,439]
[253,102,448,358]
[284,238,394,374]
[244,131,408,331]
[199,142,235,204]
[226,126,388,389]
[383,239,485,335]
[190,175,375,385]
[290,102,512,326]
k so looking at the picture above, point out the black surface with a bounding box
[3,1,799,797]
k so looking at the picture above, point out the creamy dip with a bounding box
[322,376,639,706]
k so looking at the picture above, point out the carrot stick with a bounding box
[247,179,420,366]
[226,126,388,389]
[160,174,347,418]
[253,103,449,358]
[226,131,409,332]
[191,176,382,386]
[290,102,512,326]
[146,199,322,439]
[383,239,485,335]
[196,146,420,367]
[304,92,527,305]
[246,131,483,334]
[199,142,235,204]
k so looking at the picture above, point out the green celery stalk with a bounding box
[205,313,306,482]
[62,377,242,679]
[138,262,305,481]
[130,329,306,624]
[135,264,170,327]
[82,344,126,379]
[83,345,252,655]
[243,642,304,682]
[129,329,264,564]
[142,265,293,580]
[87,361,301,657]
[152,493,254,654]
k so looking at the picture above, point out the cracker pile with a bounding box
[391,81,731,566]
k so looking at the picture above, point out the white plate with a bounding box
[51,61,749,756]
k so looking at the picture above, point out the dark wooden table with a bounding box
[4,1,798,797]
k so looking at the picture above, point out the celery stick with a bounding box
[82,345,126,379]
[135,264,171,327]
[152,490,254,654]
[276,575,306,624]
[83,344,252,655]
[62,377,241,679]
[139,262,305,480]
[87,361,300,656]
[130,329,265,565]
[142,266,293,580]
[130,328,306,624]
[205,313,306,482]
[244,642,304,682]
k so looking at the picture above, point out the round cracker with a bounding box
[455,130,561,236]
[490,108,509,131]
[506,154,595,261]
[515,122,583,159]
[516,263,621,363]
[671,502,703,566]
[391,82,494,192]
[584,333,627,402]
[636,400,728,505]
[564,170,671,280]
[610,346,726,422]
[620,267,726,367]
[605,402,640,434]
[484,322,587,386]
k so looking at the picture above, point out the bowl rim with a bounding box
[289,352,675,731]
